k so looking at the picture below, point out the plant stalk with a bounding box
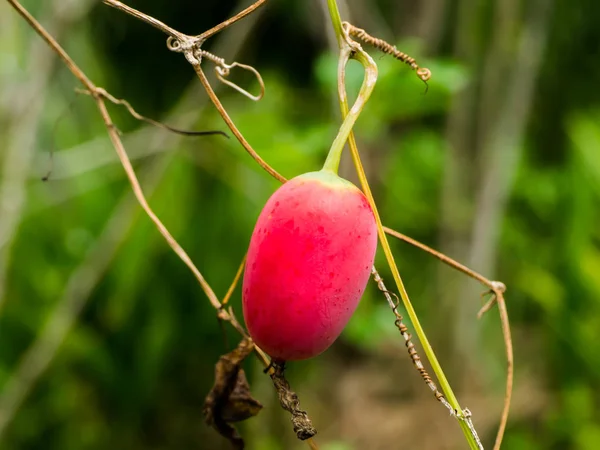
[322,44,377,174]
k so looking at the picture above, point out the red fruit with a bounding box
[242,170,378,361]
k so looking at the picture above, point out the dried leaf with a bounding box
[204,338,262,449]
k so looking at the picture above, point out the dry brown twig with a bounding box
[40,88,227,181]
[76,88,229,138]
[269,362,317,441]
[371,267,455,412]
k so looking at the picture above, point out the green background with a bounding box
[1,0,599,448]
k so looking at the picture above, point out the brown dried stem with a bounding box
[371,267,455,413]
[384,226,513,450]
[196,0,268,41]
[102,0,187,40]
[192,66,285,182]
[76,88,228,138]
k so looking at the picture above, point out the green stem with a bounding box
[325,1,481,449]
[322,46,376,174]
[322,2,377,175]
[326,0,344,47]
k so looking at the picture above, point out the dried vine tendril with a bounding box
[165,36,265,101]
[343,22,431,92]
[269,361,317,441]
[371,268,451,409]
[371,267,484,449]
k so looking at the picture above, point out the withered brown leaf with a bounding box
[203,337,263,449]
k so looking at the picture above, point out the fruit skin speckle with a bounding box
[242,171,377,361]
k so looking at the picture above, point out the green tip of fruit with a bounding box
[296,170,358,191]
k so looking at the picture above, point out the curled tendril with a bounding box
[166,36,180,51]
[416,67,432,82]
[165,38,265,102]
[216,62,265,101]
[343,21,431,93]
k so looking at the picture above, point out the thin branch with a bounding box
[217,254,247,350]
[106,0,268,46]
[76,88,229,139]
[192,66,286,183]
[371,267,456,415]
[103,0,267,103]
[77,88,228,138]
[197,0,268,41]
[102,0,186,40]
[222,254,247,307]
[494,290,513,450]
[98,100,224,307]
[384,227,496,289]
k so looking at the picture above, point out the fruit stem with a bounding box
[326,0,344,47]
[322,1,377,175]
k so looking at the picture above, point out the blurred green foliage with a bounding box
[1,0,600,449]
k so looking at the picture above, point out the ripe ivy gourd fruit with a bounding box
[242,156,377,361]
